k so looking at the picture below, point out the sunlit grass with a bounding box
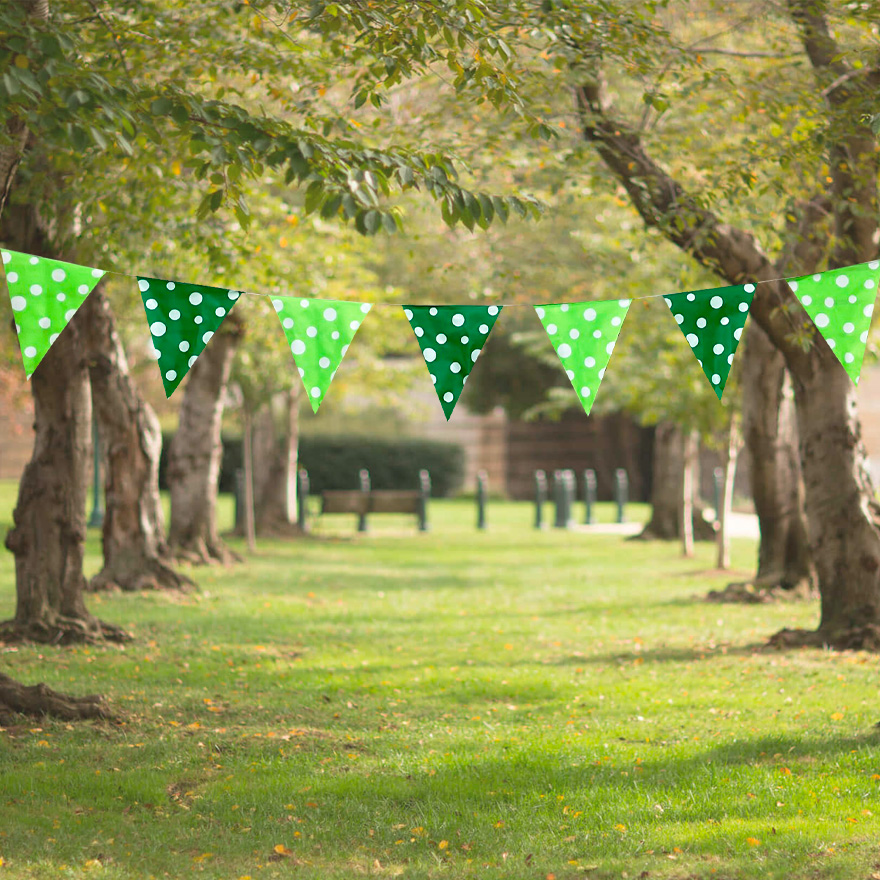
[1,480,879,879]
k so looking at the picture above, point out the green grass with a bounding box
[1,479,879,880]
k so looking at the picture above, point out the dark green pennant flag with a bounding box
[272,295,372,412]
[786,260,880,384]
[138,276,243,397]
[404,305,502,419]
[535,299,631,415]
[663,284,754,399]
[1,249,105,379]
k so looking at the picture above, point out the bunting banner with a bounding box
[2,252,879,412]
[404,305,502,419]
[1,249,105,378]
[786,260,880,384]
[536,299,631,415]
[663,284,755,399]
[137,276,243,397]
[272,296,372,412]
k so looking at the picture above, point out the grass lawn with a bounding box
[1,479,879,879]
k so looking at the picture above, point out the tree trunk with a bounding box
[242,407,257,553]
[716,416,740,571]
[681,429,697,558]
[254,386,303,535]
[635,421,716,541]
[168,314,244,564]
[79,287,194,592]
[1,299,128,645]
[0,672,114,725]
[740,323,814,589]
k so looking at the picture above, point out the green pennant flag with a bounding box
[786,260,880,384]
[138,276,243,397]
[272,296,372,412]
[404,305,501,419]
[535,299,630,415]
[663,284,754,399]
[1,249,105,378]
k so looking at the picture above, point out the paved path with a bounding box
[572,511,759,539]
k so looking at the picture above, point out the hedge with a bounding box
[159,434,465,498]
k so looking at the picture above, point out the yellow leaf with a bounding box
[614,823,626,833]
[746,837,761,846]
[438,840,448,850]
[831,712,844,720]
[273,844,293,856]
[14,56,29,69]
[171,161,181,176]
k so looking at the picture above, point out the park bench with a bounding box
[320,469,431,532]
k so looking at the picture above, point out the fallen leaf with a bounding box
[273,844,293,856]
[438,840,448,850]
[746,837,761,847]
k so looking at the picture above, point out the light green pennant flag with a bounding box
[138,276,243,397]
[535,299,631,415]
[786,260,880,384]
[663,284,755,399]
[1,249,105,378]
[273,296,372,412]
[404,305,502,419]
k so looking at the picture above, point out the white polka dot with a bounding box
[150,321,167,337]
[720,316,729,326]
[404,309,413,320]
[864,304,874,318]
[843,322,855,334]
[273,299,283,312]
[430,374,437,385]
[813,274,821,282]
[229,291,240,300]
[734,328,743,341]
[452,313,465,327]
[861,331,868,343]
[49,334,58,344]
[349,321,360,331]
[331,330,339,339]
[414,327,424,338]
[480,324,489,334]
[566,369,574,380]
[535,307,545,319]
[592,329,602,339]
[38,317,50,329]
[291,340,306,356]
[471,349,481,362]
[307,326,318,337]
[869,261,879,270]
[836,274,849,287]
[663,298,672,307]
[696,317,706,328]
[674,313,684,325]
[91,269,102,278]
[215,307,226,317]
[360,303,370,314]
[728,354,734,365]
[189,292,202,305]
[599,367,606,379]
[194,315,203,324]
[713,343,724,355]
[711,374,721,385]
[51,268,66,282]
[580,386,591,397]
[789,281,798,292]
[311,387,321,398]
[828,339,836,349]
[686,333,698,347]
[165,370,177,381]
[547,323,558,335]
[611,316,621,326]
[319,357,330,369]
[865,280,875,290]
[24,346,37,358]
[801,295,812,306]
[558,343,572,358]
[619,299,631,308]
[436,333,447,344]
[738,302,749,312]
[145,298,158,309]
[424,348,436,363]
[10,296,26,311]
[824,297,835,308]
[28,256,38,265]
[65,309,75,321]
[450,362,462,373]
[569,328,580,340]
[202,331,214,344]
[429,307,438,316]
[605,341,615,355]
[584,356,595,368]
[845,352,855,363]
[710,295,723,309]
[487,306,499,316]
[138,279,149,292]
[300,299,309,308]
[560,304,569,312]
[323,307,337,321]
[6,272,17,283]
[744,283,755,293]
[179,341,190,352]
[56,293,65,302]
[687,293,696,301]
[814,313,830,328]
[583,308,596,322]
[188,356,197,368]
[30,284,42,296]
[1,252,9,264]
[443,391,454,403]
[166,282,175,290]
[283,317,294,329]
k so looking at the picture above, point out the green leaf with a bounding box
[363,209,380,234]
[304,180,325,214]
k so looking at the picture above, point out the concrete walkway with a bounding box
[572,511,760,539]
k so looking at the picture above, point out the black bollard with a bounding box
[614,468,628,524]
[534,470,547,529]
[583,469,597,525]
[358,468,371,533]
[297,469,310,533]
[476,470,488,530]
[563,469,576,528]
[553,470,565,528]
[418,469,431,532]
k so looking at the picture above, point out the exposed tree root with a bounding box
[706,577,817,605]
[171,536,242,566]
[88,556,196,592]
[631,510,717,542]
[767,624,880,652]
[0,615,131,645]
[0,672,114,725]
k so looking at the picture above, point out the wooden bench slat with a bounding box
[322,491,369,515]
[369,491,421,514]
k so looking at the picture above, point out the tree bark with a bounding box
[242,407,257,553]
[168,313,244,564]
[681,429,697,558]
[740,323,814,589]
[716,416,740,571]
[79,287,194,592]
[635,421,715,541]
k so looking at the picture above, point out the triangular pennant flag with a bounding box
[663,284,754,399]
[137,276,243,397]
[1,249,105,378]
[272,295,372,412]
[535,299,631,415]
[404,305,501,419]
[786,260,880,384]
